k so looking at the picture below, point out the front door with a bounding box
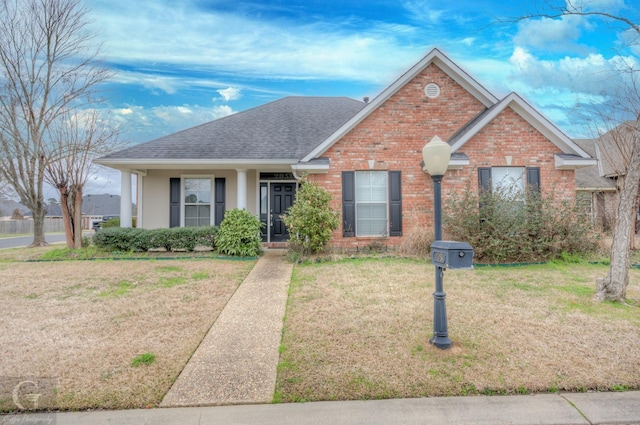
[270,182,296,242]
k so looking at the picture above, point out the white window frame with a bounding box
[180,175,215,227]
[355,171,389,237]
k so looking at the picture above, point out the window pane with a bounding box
[184,178,211,204]
[184,190,211,227]
[356,204,387,236]
[492,167,524,194]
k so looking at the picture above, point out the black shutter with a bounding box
[389,170,402,236]
[169,178,180,228]
[478,167,491,193]
[214,178,226,226]
[342,171,355,237]
[526,167,541,193]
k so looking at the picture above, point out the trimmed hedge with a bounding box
[93,226,218,253]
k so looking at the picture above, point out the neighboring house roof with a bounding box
[573,139,618,191]
[97,97,365,170]
[0,199,29,217]
[81,194,124,215]
[594,120,638,178]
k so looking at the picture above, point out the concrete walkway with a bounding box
[12,391,640,424]
[160,249,292,407]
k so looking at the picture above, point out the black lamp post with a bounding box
[422,136,452,350]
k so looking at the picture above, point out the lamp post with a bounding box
[422,136,452,349]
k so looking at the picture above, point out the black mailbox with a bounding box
[431,240,474,270]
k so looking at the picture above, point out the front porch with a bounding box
[116,169,299,244]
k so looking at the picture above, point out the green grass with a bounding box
[276,258,640,402]
[98,280,136,298]
[131,353,156,367]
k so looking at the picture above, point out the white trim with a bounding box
[554,154,598,170]
[354,170,390,237]
[180,174,215,227]
[290,162,330,174]
[301,48,499,162]
[120,170,132,228]
[95,158,298,170]
[136,173,143,228]
[450,93,593,159]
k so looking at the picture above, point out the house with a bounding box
[95,48,596,248]
[574,138,618,231]
[575,121,640,233]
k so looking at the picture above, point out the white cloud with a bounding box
[513,15,590,53]
[106,103,235,144]
[87,0,424,84]
[217,87,242,101]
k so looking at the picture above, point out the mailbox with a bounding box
[431,240,474,270]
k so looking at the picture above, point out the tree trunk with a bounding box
[59,186,74,249]
[73,186,83,249]
[29,204,48,247]
[595,145,640,302]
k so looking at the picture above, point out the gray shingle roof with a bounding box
[573,139,617,190]
[101,97,365,162]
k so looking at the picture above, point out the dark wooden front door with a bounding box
[270,183,296,242]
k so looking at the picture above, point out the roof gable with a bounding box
[301,48,498,162]
[449,92,592,159]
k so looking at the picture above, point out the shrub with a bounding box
[93,226,218,252]
[215,209,263,256]
[93,227,149,251]
[398,227,433,258]
[444,185,600,263]
[282,178,339,255]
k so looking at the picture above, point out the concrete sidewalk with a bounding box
[9,391,640,424]
[160,249,293,407]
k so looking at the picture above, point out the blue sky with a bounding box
[81,0,639,195]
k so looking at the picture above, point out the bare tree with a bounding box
[45,109,120,248]
[511,2,640,302]
[0,0,111,247]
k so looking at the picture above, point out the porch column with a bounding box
[236,169,247,210]
[120,170,132,228]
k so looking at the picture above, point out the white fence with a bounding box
[0,217,95,234]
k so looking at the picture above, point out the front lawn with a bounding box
[0,250,255,411]
[276,258,640,402]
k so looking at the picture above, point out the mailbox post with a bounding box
[429,241,474,349]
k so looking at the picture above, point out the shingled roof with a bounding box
[100,97,365,163]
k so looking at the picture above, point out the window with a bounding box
[184,178,212,227]
[478,167,540,196]
[342,170,402,238]
[356,171,388,236]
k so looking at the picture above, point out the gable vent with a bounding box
[424,83,440,99]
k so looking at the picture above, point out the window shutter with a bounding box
[526,167,541,193]
[169,178,180,228]
[342,171,355,237]
[389,170,402,236]
[214,178,226,226]
[478,167,491,192]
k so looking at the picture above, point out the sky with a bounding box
[77,0,639,196]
